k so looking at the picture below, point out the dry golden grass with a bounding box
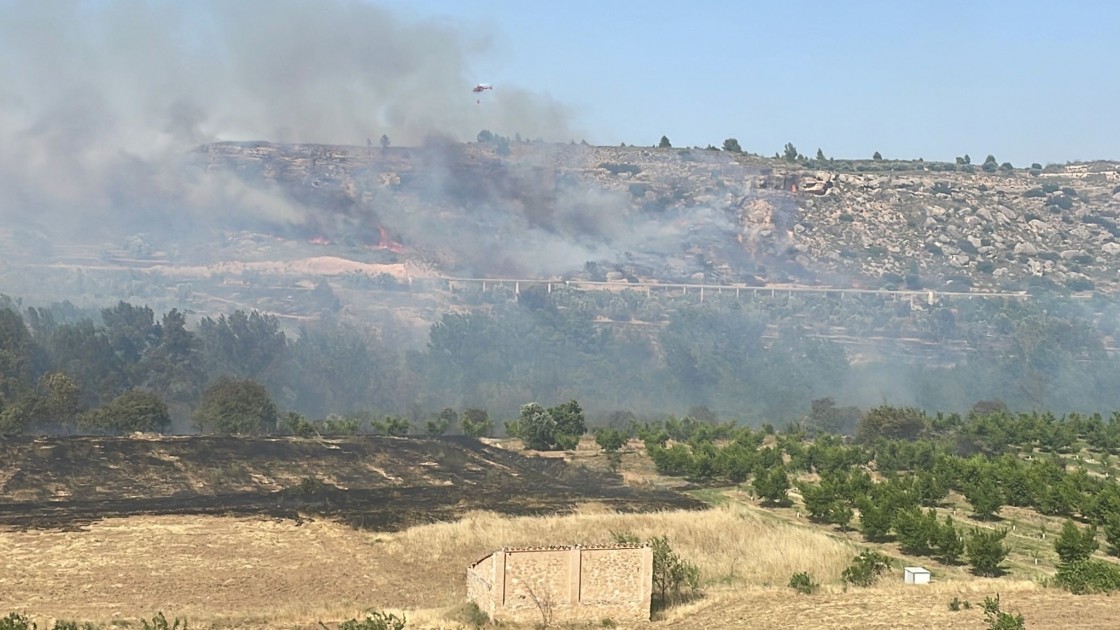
[4,504,1120,629]
[385,502,860,588]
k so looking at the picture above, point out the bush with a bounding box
[0,613,34,630]
[339,612,407,630]
[789,571,819,594]
[1053,559,1120,594]
[948,596,971,611]
[981,594,1025,630]
[141,612,187,630]
[842,550,891,587]
[453,602,489,628]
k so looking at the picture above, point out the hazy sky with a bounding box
[381,0,1119,165]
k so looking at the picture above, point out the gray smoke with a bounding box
[0,0,572,238]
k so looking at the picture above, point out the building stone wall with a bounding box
[467,544,652,624]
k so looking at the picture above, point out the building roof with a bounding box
[469,543,650,568]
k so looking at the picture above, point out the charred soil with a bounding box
[0,435,702,532]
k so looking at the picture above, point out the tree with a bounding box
[815,148,825,160]
[934,516,966,564]
[966,527,1010,576]
[1055,520,1098,564]
[379,134,391,149]
[963,476,1004,520]
[1103,512,1120,555]
[722,138,742,153]
[372,415,410,436]
[982,154,998,173]
[858,497,893,542]
[33,371,80,427]
[856,405,927,442]
[79,389,170,434]
[549,399,587,448]
[508,400,585,451]
[425,407,456,436]
[659,135,672,149]
[192,377,279,435]
[872,151,883,160]
[783,142,799,161]
[460,408,493,438]
[594,426,627,452]
[894,507,937,556]
[649,535,699,606]
[753,466,790,506]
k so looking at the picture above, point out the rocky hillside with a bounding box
[198,141,1120,294]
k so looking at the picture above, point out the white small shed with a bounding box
[904,566,931,585]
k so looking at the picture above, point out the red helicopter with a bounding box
[473,83,493,104]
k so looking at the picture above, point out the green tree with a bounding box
[659,135,672,148]
[963,476,1004,520]
[425,407,456,436]
[79,389,171,434]
[966,527,1010,577]
[858,497,893,542]
[856,405,927,442]
[379,134,391,149]
[934,515,966,564]
[33,371,81,427]
[754,466,790,506]
[649,535,700,606]
[372,415,410,436]
[594,427,627,452]
[1054,519,1098,564]
[192,377,279,435]
[982,154,998,173]
[894,507,937,556]
[722,138,742,153]
[815,147,825,160]
[460,408,493,438]
[549,399,587,448]
[1103,511,1120,555]
[783,142,799,161]
[873,151,883,160]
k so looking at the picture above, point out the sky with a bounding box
[379,0,1119,165]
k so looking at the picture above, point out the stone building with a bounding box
[467,544,653,624]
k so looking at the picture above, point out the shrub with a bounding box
[454,602,489,629]
[141,612,188,630]
[339,612,407,630]
[948,596,971,611]
[460,408,493,438]
[789,571,819,594]
[0,613,34,630]
[981,595,1025,630]
[842,550,891,587]
[1053,559,1120,594]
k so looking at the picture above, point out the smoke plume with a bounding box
[0,0,572,239]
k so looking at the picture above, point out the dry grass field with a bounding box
[5,436,1120,628]
[3,502,1120,629]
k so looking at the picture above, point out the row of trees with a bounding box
[630,404,1120,582]
[5,285,1120,434]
